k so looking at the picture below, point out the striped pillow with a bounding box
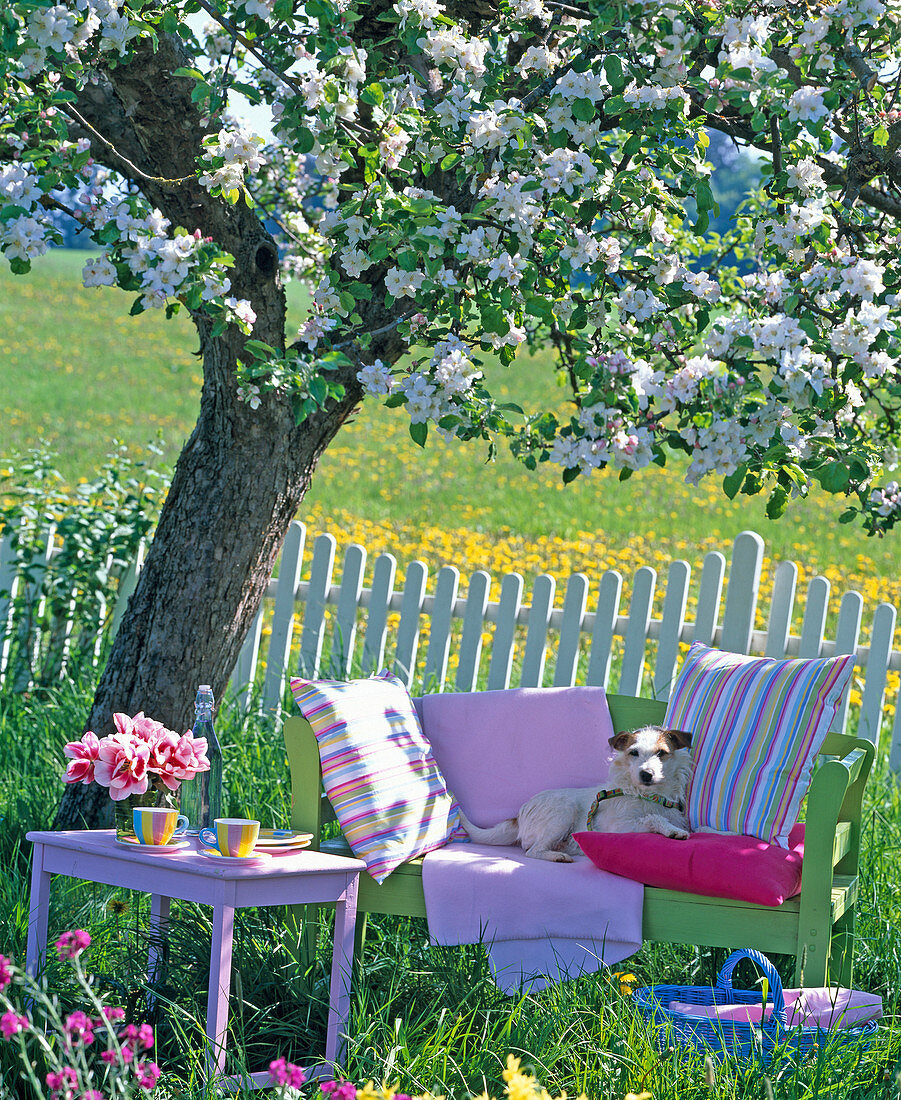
[665,643,855,847]
[290,673,463,882]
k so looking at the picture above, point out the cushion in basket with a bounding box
[290,673,463,883]
[664,643,855,846]
[573,823,805,906]
[415,686,615,826]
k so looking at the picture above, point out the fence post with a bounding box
[719,530,764,654]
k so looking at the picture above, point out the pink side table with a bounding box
[25,830,364,1092]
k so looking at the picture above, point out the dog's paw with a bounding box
[665,827,690,840]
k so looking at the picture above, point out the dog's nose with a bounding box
[638,769,654,785]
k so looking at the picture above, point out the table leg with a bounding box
[325,874,359,1069]
[206,892,236,1084]
[148,895,171,1000]
[25,842,51,978]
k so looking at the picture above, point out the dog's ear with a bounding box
[608,732,634,752]
[665,728,693,750]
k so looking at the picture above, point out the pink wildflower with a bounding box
[64,1011,94,1045]
[134,1060,160,1090]
[63,732,101,785]
[0,1010,29,1038]
[0,954,11,990]
[80,1092,105,1100]
[120,1022,154,1049]
[269,1058,307,1088]
[96,1006,125,1025]
[55,930,91,961]
[321,1082,357,1100]
[93,733,150,800]
[46,1066,78,1099]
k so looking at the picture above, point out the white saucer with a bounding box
[115,837,189,852]
[256,829,313,847]
[199,848,270,863]
[254,839,313,852]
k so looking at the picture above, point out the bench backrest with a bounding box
[284,693,874,851]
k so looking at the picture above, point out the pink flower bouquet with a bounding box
[63,712,210,801]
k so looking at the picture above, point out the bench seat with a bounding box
[285,693,874,986]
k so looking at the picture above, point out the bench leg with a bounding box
[829,910,856,987]
[795,934,829,986]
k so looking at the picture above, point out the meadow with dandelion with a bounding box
[2,257,901,1098]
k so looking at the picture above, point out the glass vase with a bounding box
[113,783,181,842]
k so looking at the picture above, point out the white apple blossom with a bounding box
[786,86,829,123]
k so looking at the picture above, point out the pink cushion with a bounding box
[667,987,881,1029]
[573,823,805,906]
[416,687,614,826]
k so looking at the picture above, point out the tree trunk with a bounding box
[51,34,404,828]
[55,322,367,828]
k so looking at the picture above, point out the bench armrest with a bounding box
[284,714,329,845]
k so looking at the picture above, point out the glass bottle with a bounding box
[181,684,223,833]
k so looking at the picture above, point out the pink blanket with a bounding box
[423,842,643,994]
[417,686,641,992]
[668,988,882,1029]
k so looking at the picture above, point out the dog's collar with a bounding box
[586,788,685,829]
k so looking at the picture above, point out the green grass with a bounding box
[1,674,899,1100]
[2,250,900,592]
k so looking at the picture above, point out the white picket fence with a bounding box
[226,521,901,768]
[2,519,900,768]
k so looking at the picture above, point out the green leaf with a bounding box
[409,420,428,447]
[839,509,857,524]
[817,461,851,493]
[722,465,747,499]
[129,298,145,317]
[571,98,595,122]
[291,393,309,426]
[244,340,277,358]
[696,178,715,213]
[384,392,407,408]
[499,344,516,366]
[873,124,889,148]
[562,465,580,484]
[397,250,418,272]
[603,55,624,92]
[309,375,328,404]
[360,82,384,106]
[294,127,315,155]
[766,486,789,520]
[440,152,462,170]
[173,66,205,79]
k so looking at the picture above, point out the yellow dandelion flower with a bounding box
[614,971,637,995]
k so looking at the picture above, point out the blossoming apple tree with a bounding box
[4,0,901,825]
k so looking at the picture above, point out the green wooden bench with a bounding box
[284,693,874,986]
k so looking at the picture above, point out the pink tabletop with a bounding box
[26,829,364,879]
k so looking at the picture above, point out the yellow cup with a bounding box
[133,806,188,845]
[199,818,260,857]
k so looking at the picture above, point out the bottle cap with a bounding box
[199,684,211,691]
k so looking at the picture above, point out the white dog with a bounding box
[459,726,694,862]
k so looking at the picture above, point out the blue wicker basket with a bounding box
[632,949,878,1060]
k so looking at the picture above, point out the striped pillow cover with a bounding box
[665,643,855,847]
[290,673,463,883]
